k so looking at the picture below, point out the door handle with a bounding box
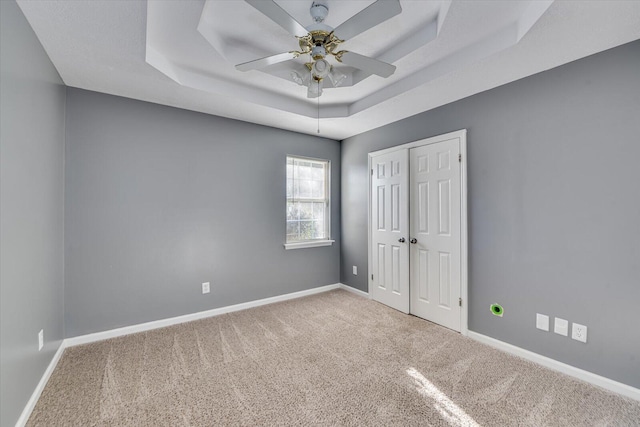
[398,238,406,243]
[410,238,417,244]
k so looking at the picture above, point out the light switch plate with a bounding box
[536,313,549,331]
[554,317,569,336]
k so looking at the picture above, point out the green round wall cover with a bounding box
[490,303,504,317]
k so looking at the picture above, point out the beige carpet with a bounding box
[28,290,640,426]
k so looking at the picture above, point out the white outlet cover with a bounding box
[572,323,588,343]
[352,266,358,275]
[38,329,44,351]
[536,314,549,331]
[202,282,210,294]
[554,317,569,336]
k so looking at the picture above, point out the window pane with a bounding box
[313,202,324,220]
[293,179,300,199]
[311,163,324,180]
[286,220,298,237]
[313,220,324,239]
[286,178,293,199]
[299,220,315,240]
[286,202,297,221]
[299,179,312,198]
[299,202,313,220]
[311,180,324,199]
[298,162,311,180]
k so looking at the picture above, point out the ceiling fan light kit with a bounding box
[328,67,347,87]
[237,0,401,98]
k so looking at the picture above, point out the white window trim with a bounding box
[284,239,335,250]
[285,155,332,249]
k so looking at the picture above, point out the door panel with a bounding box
[377,244,386,289]
[371,149,409,313]
[410,139,461,331]
[418,248,429,301]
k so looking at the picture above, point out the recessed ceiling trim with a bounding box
[518,0,554,41]
[350,18,439,86]
[349,24,518,116]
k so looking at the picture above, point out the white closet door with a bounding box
[370,149,410,313]
[409,139,462,331]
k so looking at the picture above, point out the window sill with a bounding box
[284,240,335,250]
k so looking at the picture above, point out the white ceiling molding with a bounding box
[16,0,640,140]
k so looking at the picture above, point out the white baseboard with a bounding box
[338,283,371,298]
[65,283,341,347]
[467,331,640,402]
[15,341,67,427]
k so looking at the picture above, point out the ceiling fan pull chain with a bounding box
[317,85,320,134]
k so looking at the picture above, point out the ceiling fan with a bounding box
[236,0,402,98]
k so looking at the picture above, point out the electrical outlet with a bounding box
[202,282,210,294]
[536,313,549,331]
[572,323,587,343]
[38,329,44,351]
[352,266,358,275]
[554,317,569,336]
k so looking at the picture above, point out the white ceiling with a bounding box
[17,0,640,140]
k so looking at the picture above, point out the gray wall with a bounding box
[341,40,640,388]
[0,1,66,426]
[65,88,340,337]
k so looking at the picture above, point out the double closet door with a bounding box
[370,136,463,332]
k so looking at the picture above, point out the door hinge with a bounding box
[458,153,462,162]
[371,168,374,175]
[459,297,462,307]
[371,274,374,281]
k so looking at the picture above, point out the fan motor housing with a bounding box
[296,30,344,60]
[311,45,326,60]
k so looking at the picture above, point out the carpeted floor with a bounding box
[28,290,640,426]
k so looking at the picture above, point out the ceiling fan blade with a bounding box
[333,0,402,41]
[338,52,396,78]
[245,0,308,38]
[236,52,296,72]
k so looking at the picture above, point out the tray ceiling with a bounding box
[16,0,640,140]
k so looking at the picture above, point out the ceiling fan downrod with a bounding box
[310,1,329,23]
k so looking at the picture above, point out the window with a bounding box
[285,156,333,249]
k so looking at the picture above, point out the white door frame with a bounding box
[367,129,469,336]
